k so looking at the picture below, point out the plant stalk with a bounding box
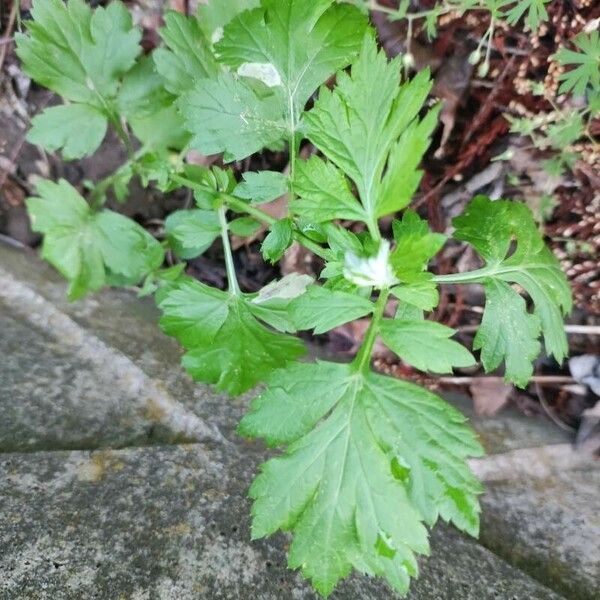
[171,174,335,262]
[89,160,132,210]
[352,287,390,373]
[110,113,135,159]
[218,205,241,296]
[432,265,498,284]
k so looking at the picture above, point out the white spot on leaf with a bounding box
[237,62,282,88]
[252,273,314,304]
[211,26,224,44]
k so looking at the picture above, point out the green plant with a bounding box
[360,0,551,75]
[505,29,600,177]
[549,30,600,167]
[363,1,599,174]
[16,0,572,596]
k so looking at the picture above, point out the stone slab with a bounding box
[480,464,600,600]
[0,306,154,452]
[0,295,222,452]
[0,444,563,600]
[449,393,572,455]
[0,249,224,452]
[0,240,591,598]
[0,242,242,443]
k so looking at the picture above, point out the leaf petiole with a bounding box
[351,287,390,373]
[432,263,527,284]
[432,268,493,284]
[171,174,334,262]
[218,205,241,296]
[109,112,135,158]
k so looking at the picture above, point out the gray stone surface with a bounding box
[0,305,172,452]
[449,393,572,454]
[480,465,600,600]
[0,248,224,452]
[0,241,595,599]
[0,242,243,442]
[0,445,563,600]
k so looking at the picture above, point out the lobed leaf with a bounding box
[117,56,189,150]
[182,0,368,163]
[391,211,446,283]
[474,279,541,388]
[16,0,141,104]
[240,362,483,596]
[390,280,440,311]
[380,319,476,374]
[500,0,550,31]
[180,72,286,162]
[27,104,107,160]
[229,217,262,237]
[453,196,572,383]
[197,0,261,41]
[154,11,220,95]
[26,179,164,300]
[16,0,141,158]
[377,107,440,217]
[165,210,221,260]
[261,218,294,263]
[289,285,374,334]
[158,280,305,395]
[234,171,289,204]
[306,36,434,224]
[292,156,368,223]
[216,0,368,122]
[555,31,600,96]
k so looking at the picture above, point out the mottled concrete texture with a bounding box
[0,306,176,452]
[481,466,600,600]
[0,241,597,599]
[450,393,572,454]
[0,445,563,600]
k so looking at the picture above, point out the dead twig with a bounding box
[535,367,577,432]
[458,324,600,335]
[436,375,574,386]
[563,324,600,335]
[0,91,52,190]
[0,0,18,71]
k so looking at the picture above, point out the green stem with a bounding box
[288,101,297,205]
[292,230,335,262]
[218,205,241,296]
[171,174,335,262]
[366,0,400,16]
[226,196,277,225]
[366,214,382,243]
[106,109,134,159]
[433,265,501,284]
[352,287,390,374]
[89,160,132,211]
